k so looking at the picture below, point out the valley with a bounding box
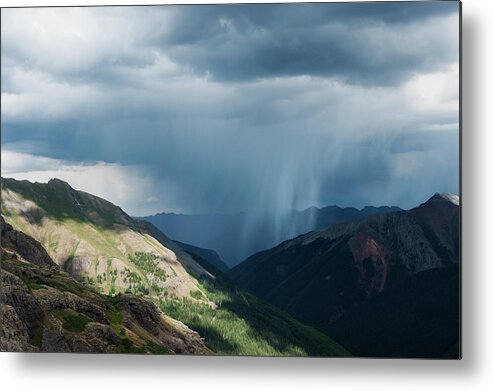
[1,177,349,356]
[1,177,460,357]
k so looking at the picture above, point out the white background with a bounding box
[0,0,491,390]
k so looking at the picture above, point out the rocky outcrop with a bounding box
[33,287,108,324]
[349,231,389,297]
[1,218,211,354]
[1,267,45,343]
[118,294,211,355]
[1,216,55,268]
[0,304,38,352]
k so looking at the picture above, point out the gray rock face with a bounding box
[0,304,38,352]
[1,268,44,343]
[118,294,211,355]
[1,217,211,354]
[1,216,56,268]
[33,287,108,325]
[40,315,72,353]
[69,323,120,353]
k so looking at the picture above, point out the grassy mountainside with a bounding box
[229,193,460,358]
[1,178,210,299]
[1,177,350,356]
[161,245,350,356]
[158,273,349,356]
[1,217,211,354]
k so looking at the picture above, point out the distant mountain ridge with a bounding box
[142,204,402,267]
[173,240,229,272]
[229,193,460,358]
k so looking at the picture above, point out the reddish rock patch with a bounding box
[349,231,389,297]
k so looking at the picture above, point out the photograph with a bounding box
[1,1,460,358]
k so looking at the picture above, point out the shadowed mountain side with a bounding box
[229,193,460,358]
[328,265,459,358]
[173,240,229,273]
[0,217,211,354]
[158,272,350,357]
[143,205,401,267]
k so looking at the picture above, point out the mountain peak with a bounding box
[428,192,460,206]
[47,177,72,187]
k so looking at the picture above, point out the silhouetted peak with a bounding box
[426,192,460,206]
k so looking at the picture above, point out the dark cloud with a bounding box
[158,2,459,85]
[1,3,460,214]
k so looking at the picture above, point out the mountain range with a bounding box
[229,193,460,358]
[142,205,401,267]
[1,177,460,357]
[173,240,229,273]
[0,177,348,356]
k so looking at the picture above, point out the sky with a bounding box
[1,2,460,216]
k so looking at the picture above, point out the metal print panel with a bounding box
[0,1,461,358]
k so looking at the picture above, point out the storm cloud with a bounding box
[159,2,458,84]
[1,2,460,215]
